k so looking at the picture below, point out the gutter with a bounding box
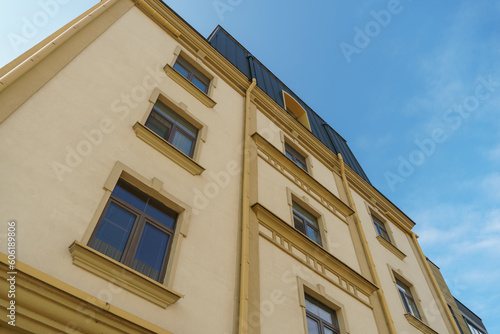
[338,153,397,334]
[411,233,462,334]
[238,78,257,334]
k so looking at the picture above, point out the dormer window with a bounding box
[282,91,311,130]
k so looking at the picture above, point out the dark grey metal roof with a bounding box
[208,26,370,184]
[454,297,488,333]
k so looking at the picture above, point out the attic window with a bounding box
[282,91,311,130]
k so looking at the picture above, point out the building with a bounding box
[0,1,488,333]
[428,260,489,334]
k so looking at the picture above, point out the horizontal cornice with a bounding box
[0,252,172,333]
[252,203,378,303]
[252,132,353,220]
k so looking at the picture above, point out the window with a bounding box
[293,202,321,245]
[88,179,177,282]
[173,55,210,93]
[396,278,421,320]
[305,294,340,334]
[372,215,391,242]
[464,319,485,334]
[285,142,308,172]
[282,91,312,130]
[145,100,198,157]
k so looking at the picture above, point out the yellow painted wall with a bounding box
[352,190,451,334]
[257,240,378,334]
[0,6,245,333]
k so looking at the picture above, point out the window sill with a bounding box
[164,64,216,108]
[133,122,205,175]
[405,313,438,334]
[69,241,183,308]
[376,235,406,260]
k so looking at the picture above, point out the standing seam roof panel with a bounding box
[207,27,370,184]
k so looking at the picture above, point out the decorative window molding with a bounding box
[372,214,391,242]
[405,313,439,334]
[376,235,406,260]
[297,277,350,334]
[286,188,329,251]
[284,140,309,172]
[282,91,311,130]
[292,201,322,246]
[305,294,340,333]
[366,205,406,259]
[165,49,216,108]
[69,241,183,308]
[388,268,433,330]
[134,122,204,175]
[78,162,191,295]
[135,89,207,175]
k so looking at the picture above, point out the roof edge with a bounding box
[0,0,117,93]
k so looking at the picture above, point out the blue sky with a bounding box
[1,0,499,332]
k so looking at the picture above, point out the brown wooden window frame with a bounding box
[372,215,391,242]
[88,179,177,283]
[293,201,322,246]
[285,142,308,172]
[145,100,198,158]
[305,294,340,334]
[173,55,210,93]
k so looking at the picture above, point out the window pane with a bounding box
[318,306,333,325]
[295,158,307,171]
[112,180,148,212]
[172,131,194,156]
[144,199,177,229]
[305,298,320,315]
[173,117,198,139]
[324,328,334,334]
[408,298,421,319]
[192,76,209,93]
[399,290,411,313]
[173,62,189,78]
[293,215,305,233]
[293,203,317,226]
[306,225,319,243]
[145,111,173,139]
[132,223,170,281]
[90,202,136,261]
[151,101,198,139]
[306,316,320,334]
[396,279,412,295]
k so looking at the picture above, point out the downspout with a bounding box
[338,153,397,334]
[238,78,257,334]
[411,233,461,334]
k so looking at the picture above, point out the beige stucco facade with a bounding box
[0,1,467,333]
